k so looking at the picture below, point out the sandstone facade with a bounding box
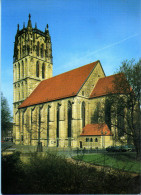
[13,15,126,149]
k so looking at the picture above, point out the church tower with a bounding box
[13,14,53,143]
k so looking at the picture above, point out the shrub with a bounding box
[2,152,25,194]
[2,151,140,194]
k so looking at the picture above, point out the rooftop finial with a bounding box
[27,13,32,28]
[29,13,31,20]
[45,24,49,33]
[17,24,19,31]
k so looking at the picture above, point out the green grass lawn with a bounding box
[74,152,141,174]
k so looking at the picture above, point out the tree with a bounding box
[1,93,12,139]
[106,59,141,159]
[90,59,141,159]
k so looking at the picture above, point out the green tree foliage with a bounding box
[106,59,141,159]
[91,102,101,124]
[119,59,141,105]
[91,59,141,159]
[1,92,12,138]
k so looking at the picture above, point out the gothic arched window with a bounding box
[18,63,20,79]
[41,44,44,58]
[47,105,51,146]
[22,61,24,78]
[56,104,60,147]
[36,61,39,77]
[27,46,30,55]
[105,99,111,130]
[42,63,45,79]
[36,42,40,56]
[117,98,125,137]
[68,101,72,147]
[81,101,85,128]
[68,101,72,138]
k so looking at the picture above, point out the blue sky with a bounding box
[1,0,141,114]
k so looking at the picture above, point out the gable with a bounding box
[77,61,105,98]
[19,61,99,108]
[89,73,130,98]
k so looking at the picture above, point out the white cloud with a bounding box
[58,33,140,74]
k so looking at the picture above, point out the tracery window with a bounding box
[47,105,51,146]
[105,99,111,130]
[68,101,72,138]
[18,63,20,79]
[36,61,39,77]
[41,44,44,58]
[27,46,30,55]
[117,98,125,137]
[81,101,85,128]
[56,104,60,147]
[42,63,45,79]
[36,42,39,56]
[68,101,72,147]
[22,61,24,78]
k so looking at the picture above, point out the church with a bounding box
[13,15,125,149]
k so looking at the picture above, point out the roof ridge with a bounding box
[98,72,124,81]
[89,72,127,99]
[41,60,99,83]
[19,60,99,108]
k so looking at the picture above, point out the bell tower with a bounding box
[13,14,53,143]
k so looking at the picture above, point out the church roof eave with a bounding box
[18,94,77,109]
[18,61,99,109]
[80,123,113,136]
[89,73,131,99]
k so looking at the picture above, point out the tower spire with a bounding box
[27,13,32,28]
[17,24,19,32]
[29,13,31,20]
[45,24,49,33]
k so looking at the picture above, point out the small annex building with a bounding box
[13,15,125,149]
[79,123,113,149]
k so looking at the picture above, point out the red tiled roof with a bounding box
[19,61,99,108]
[90,73,131,98]
[80,123,112,136]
